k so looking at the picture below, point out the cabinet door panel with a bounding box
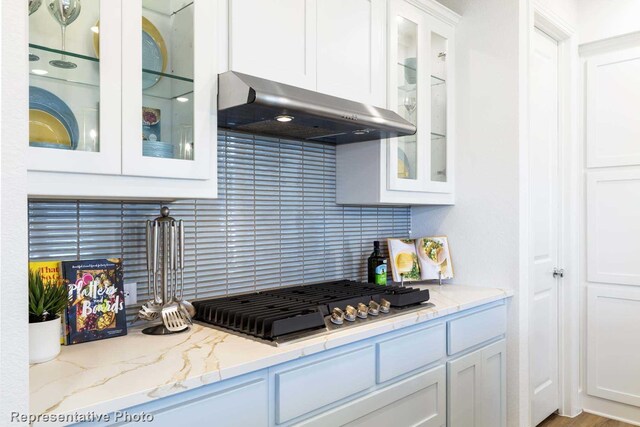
[28,0,122,175]
[121,0,214,179]
[228,0,316,90]
[481,340,506,427]
[586,48,640,167]
[587,286,640,406]
[447,350,482,427]
[317,0,385,106]
[587,170,640,286]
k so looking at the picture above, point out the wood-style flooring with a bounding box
[538,412,636,427]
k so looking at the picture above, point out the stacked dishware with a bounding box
[143,141,176,159]
[138,207,194,335]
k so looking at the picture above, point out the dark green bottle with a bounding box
[367,241,387,285]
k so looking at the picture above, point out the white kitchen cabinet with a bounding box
[227,0,317,90]
[224,0,386,106]
[447,339,506,427]
[316,0,386,106]
[336,0,458,205]
[27,0,218,199]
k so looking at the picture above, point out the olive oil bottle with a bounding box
[367,241,388,285]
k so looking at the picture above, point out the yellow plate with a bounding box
[29,109,72,147]
[92,17,168,74]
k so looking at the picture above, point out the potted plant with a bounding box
[29,269,67,364]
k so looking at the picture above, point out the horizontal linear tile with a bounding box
[29,132,410,307]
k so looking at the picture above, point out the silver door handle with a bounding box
[553,268,565,278]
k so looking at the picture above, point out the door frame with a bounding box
[523,1,581,423]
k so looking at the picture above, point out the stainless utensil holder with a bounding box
[141,207,190,335]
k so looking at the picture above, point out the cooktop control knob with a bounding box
[330,307,344,325]
[368,300,380,316]
[379,298,391,314]
[344,305,357,322]
[356,303,368,319]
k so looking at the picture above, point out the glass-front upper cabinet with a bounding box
[388,0,453,193]
[121,0,214,179]
[28,0,122,174]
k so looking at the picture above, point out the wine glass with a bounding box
[47,0,81,69]
[29,0,43,61]
[403,96,417,120]
[29,0,43,15]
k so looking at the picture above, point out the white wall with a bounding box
[0,0,29,425]
[412,0,524,425]
[579,0,640,44]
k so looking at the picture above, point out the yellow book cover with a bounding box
[29,261,66,344]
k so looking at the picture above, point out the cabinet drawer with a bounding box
[377,323,445,383]
[447,305,506,355]
[299,365,446,427]
[275,346,376,424]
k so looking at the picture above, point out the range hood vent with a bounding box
[217,71,416,144]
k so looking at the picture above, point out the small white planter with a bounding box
[29,317,61,364]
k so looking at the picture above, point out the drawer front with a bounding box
[275,346,376,424]
[447,305,506,355]
[299,365,446,427]
[377,323,445,383]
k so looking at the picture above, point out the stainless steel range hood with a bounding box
[217,71,416,144]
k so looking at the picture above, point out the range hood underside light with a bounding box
[218,71,416,144]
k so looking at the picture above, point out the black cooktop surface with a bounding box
[193,280,430,342]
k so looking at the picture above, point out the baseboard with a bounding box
[582,394,640,426]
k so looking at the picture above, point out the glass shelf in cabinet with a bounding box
[431,132,446,141]
[397,76,445,94]
[142,69,194,101]
[29,44,99,87]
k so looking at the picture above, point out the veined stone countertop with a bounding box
[30,284,513,421]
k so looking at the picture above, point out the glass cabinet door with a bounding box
[121,0,214,180]
[426,17,453,192]
[28,0,122,173]
[388,0,428,192]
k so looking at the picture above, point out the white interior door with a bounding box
[530,27,561,426]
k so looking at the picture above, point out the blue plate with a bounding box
[29,86,79,150]
[143,140,175,159]
[142,31,163,89]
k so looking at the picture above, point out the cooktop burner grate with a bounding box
[193,280,430,341]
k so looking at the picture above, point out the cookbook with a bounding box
[62,258,127,344]
[387,236,453,282]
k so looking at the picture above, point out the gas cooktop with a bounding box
[193,280,431,345]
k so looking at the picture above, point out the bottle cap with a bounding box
[374,241,380,248]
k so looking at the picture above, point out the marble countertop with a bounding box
[30,284,513,420]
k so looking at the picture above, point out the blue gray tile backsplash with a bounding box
[28,132,411,308]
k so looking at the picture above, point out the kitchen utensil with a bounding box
[29,86,79,149]
[142,207,190,335]
[160,221,189,331]
[176,220,196,317]
[47,0,81,69]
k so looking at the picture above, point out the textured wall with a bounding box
[29,132,411,313]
